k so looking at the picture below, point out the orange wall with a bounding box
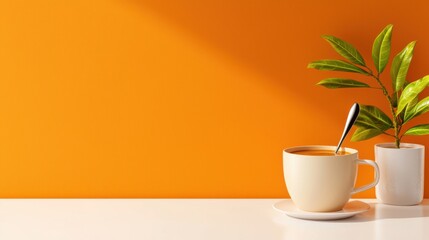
[0,0,428,198]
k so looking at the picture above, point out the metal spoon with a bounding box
[335,103,360,154]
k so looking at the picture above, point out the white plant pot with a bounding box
[375,143,425,205]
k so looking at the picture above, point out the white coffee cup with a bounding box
[283,145,380,212]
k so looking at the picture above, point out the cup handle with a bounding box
[351,159,380,195]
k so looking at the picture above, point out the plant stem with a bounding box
[369,73,401,148]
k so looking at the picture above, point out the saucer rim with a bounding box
[272,200,370,220]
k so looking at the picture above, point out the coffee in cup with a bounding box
[293,149,349,156]
[283,145,379,212]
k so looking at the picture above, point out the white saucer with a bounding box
[273,200,370,220]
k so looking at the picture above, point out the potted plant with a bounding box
[308,24,427,205]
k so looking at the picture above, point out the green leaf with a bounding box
[391,92,398,108]
[351,127,384,141]
[397,80,412,110]
[354,119,381,130]
[404,96,429,123]
[403,97,418,122]
[354,104,394,131]
[322,35,366,66]
[397,75,429,115]
[404,80,411,87]
[391,41,416,92]
[317,78,370,88]
[308,60,369,75]
[404,124,429,135]
[372,24,393,74]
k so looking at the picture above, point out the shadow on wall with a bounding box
[122,0,429,197]
[124,0,429,130]
[125,0,380,119]
[127,0,429,143]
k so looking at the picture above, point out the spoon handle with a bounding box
[335,103,360,153]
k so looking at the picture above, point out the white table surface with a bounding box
[0,199,427,240]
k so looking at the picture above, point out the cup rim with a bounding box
[283,145,357,157]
